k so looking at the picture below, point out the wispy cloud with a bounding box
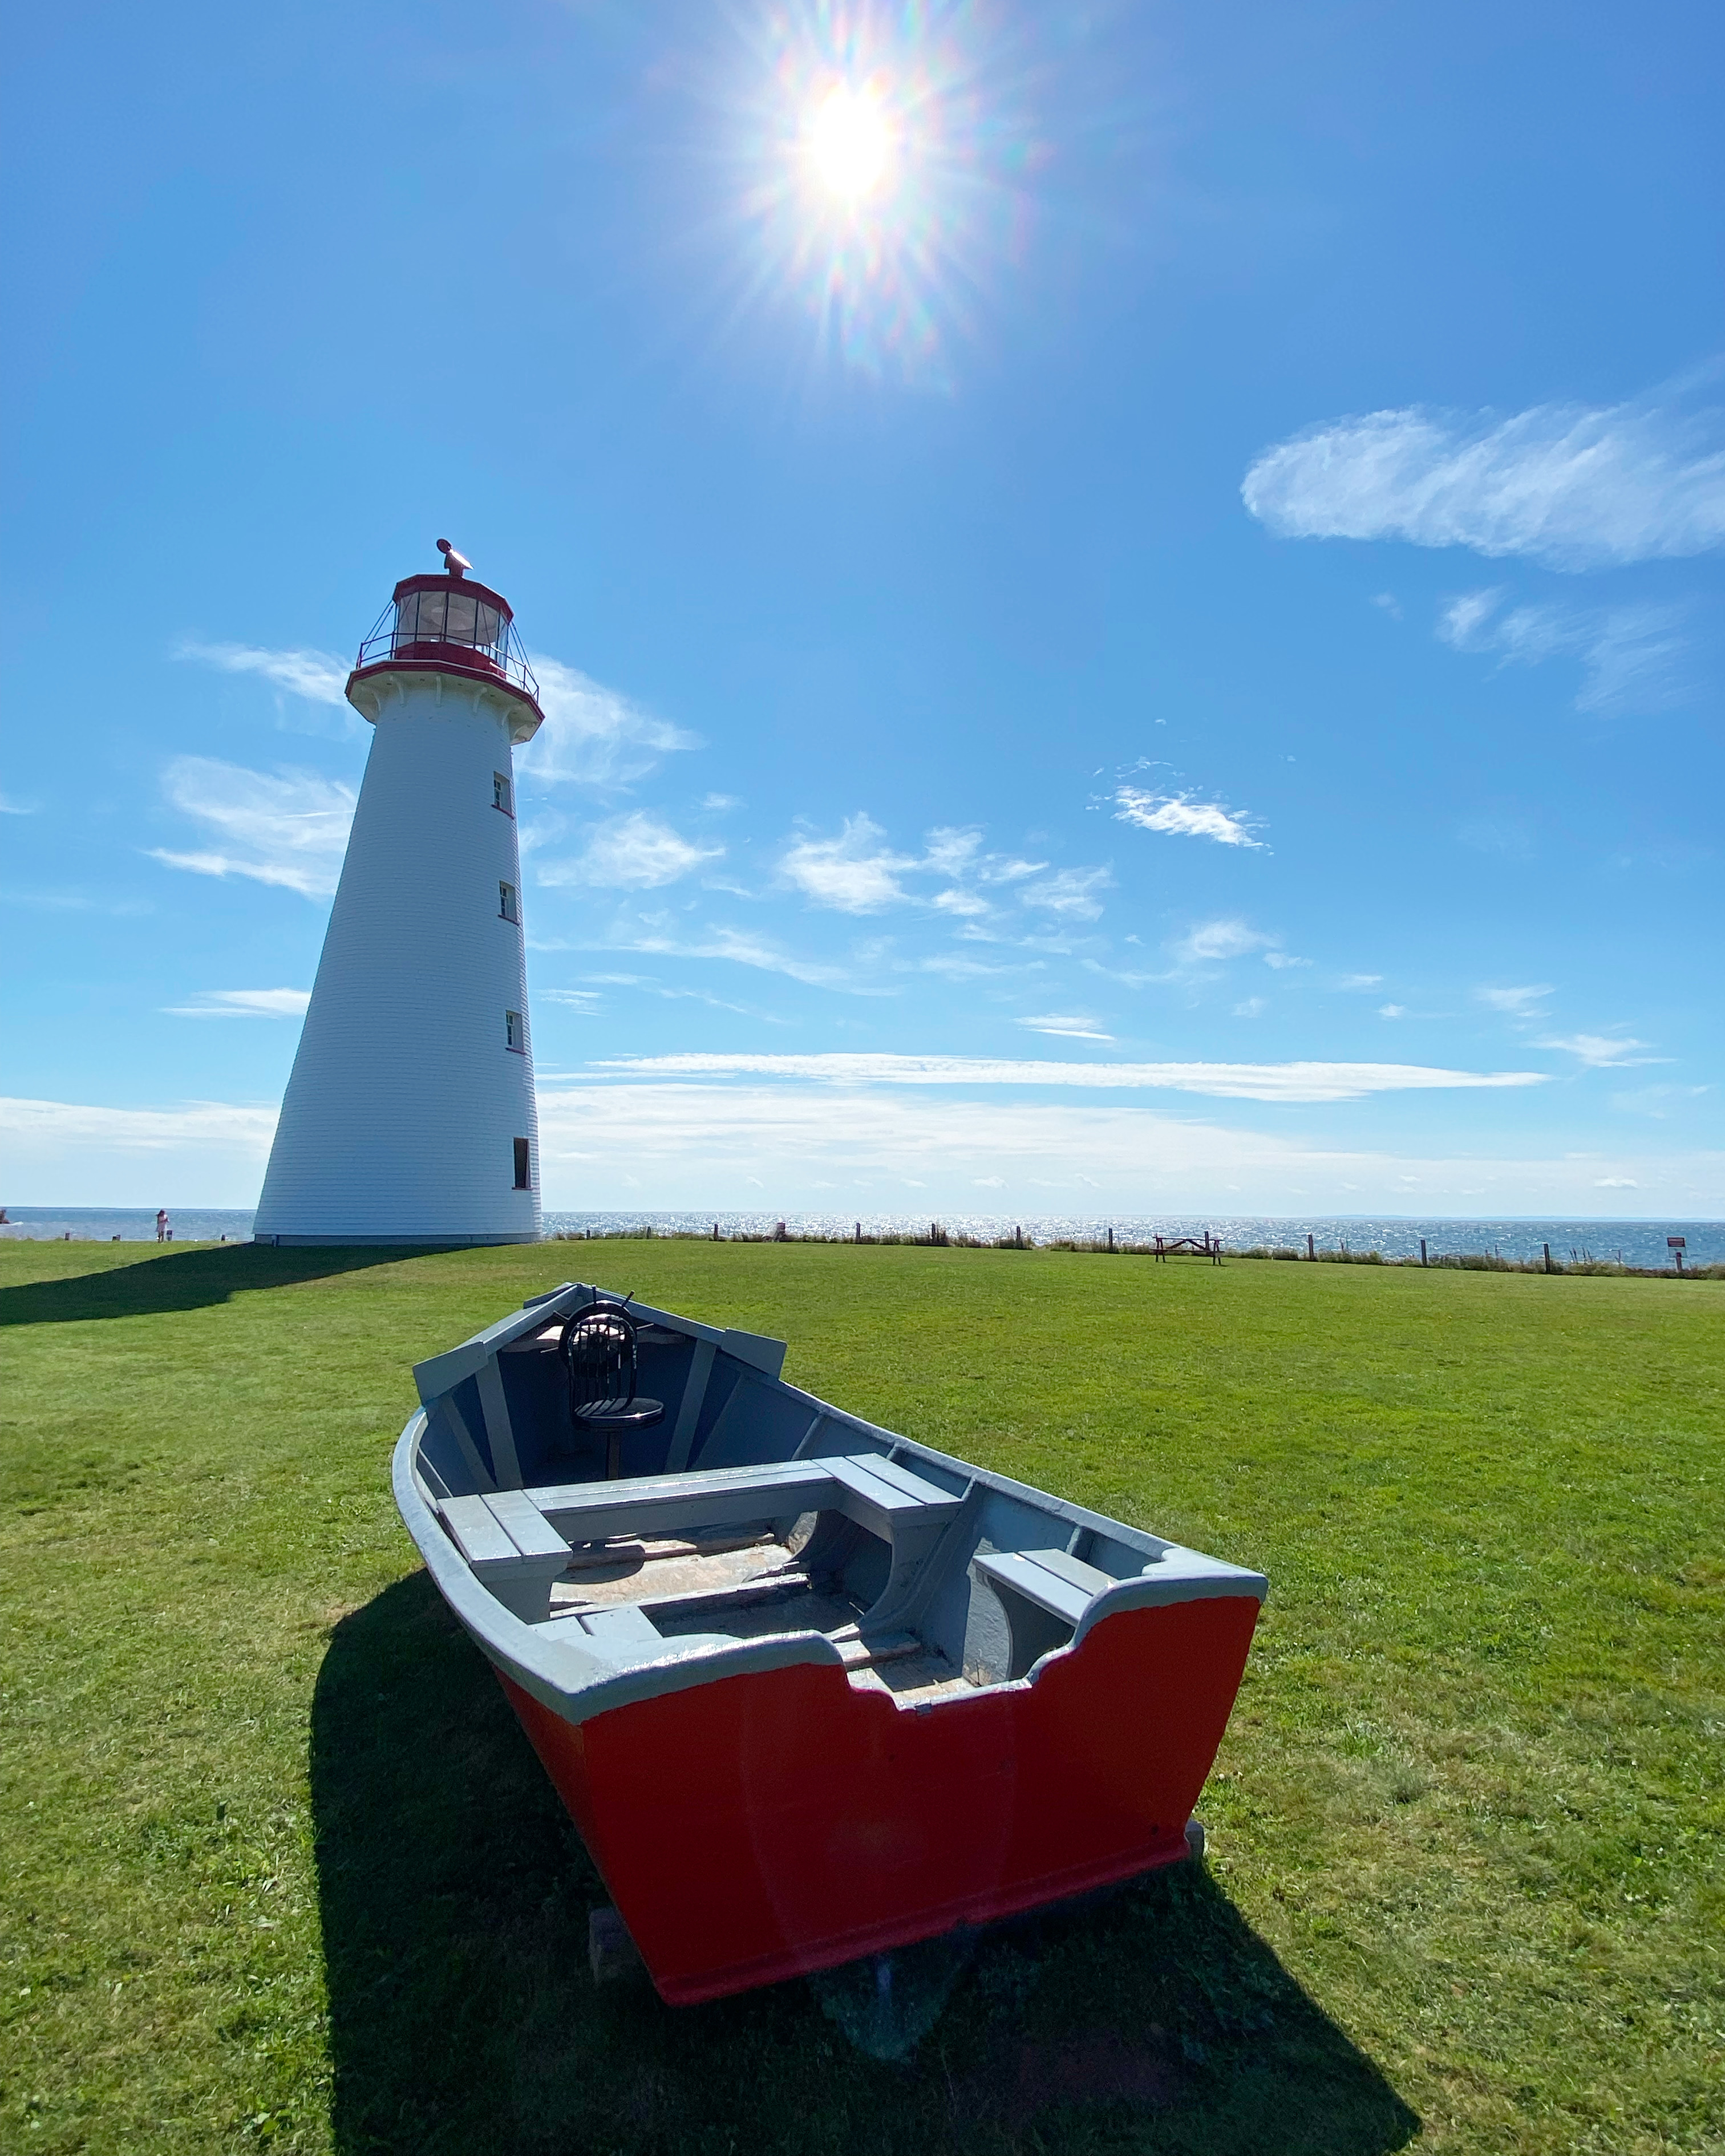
[1173,918,1277,966]
[778,816,1086,926]
[1610,1083,1707,1117]
[0,791,37,815]
[537,811,723,891]
[0,886,152,917]
[595,1052,1549,1104]
[1339,972,1383,990]
[1017,1015,1113,1042]
[781,815,916,912]
[596,919,880,992]
[0,1095,278,1154]
[1541,1032,1663,1069]
[1438,589,1687,713]
[1021,866,1111,921]
[1477,984,1553,1018]
[922,828,1042,885]
[163,988,311,1019]
[149,757,357,899]
[1242,383,1725,570]
[547,972,776,1021]
[1113,787,1264,849]
[517,658,699,791]
[177,641,350,706]
[914,953,1022,980]
[1478,990,1661,1069]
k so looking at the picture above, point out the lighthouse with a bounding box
[253,543,542,1245]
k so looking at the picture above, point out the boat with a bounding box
[394,1278,1268,2005]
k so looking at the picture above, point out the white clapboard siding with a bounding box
[254,668,541,1245]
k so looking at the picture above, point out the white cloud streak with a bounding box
[1016,1015,1113,1042]
[1173,919,1277,965]
[531,1083,1720,1214]
[177,641,350,705]
[517,658,699,791]
[1436,589,1688,714]
[1114,787,1264,849]
[1477,984,1553,1017]
[594,1052,1549,1104]
[1540,1032,1662,1069]
[1021,866,1112,921]
[163,988,311,1019]
[538,812,723,891]
[1242,386,1725,570]
[0,1096,278,1155]
[149,757,357,899]
[594,921,878,992]
[6,1088,1714,1215]
[1610,1084,1707,1118]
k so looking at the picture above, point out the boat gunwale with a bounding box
[395,1280,1268,1732]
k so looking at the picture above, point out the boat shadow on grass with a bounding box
[0,1243,442,1328]
[311,1573,1420,2156]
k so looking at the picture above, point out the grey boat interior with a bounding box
[408,1282,1265,1704]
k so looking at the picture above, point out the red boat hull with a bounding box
[499,1592,1260,2003]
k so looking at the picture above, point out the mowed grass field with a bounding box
[1,1239,1720,2156]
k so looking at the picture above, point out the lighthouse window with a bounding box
[403,588,443,642]
[492,772,513,816]
[505,1010,524,1051]
[513,1137,532,1189]
[394,589,504,656]
[499,881,519,922]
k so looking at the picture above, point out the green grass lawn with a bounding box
[1,1239,1720,2155]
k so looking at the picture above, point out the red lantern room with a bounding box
[346,538,544,739]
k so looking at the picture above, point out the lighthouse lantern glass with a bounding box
[392,587,504,659]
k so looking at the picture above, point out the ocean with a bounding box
[2,1206,1719,1270]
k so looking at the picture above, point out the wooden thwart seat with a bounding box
[438,1491,574,1621]
[439,1452,968,1633]
[526,1452,962,1548]
[972,1546,1114,1627]
[971,1547,1117,1678]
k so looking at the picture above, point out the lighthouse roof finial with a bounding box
[436,537,471,578]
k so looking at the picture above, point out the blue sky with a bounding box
[3,0,1720,1216]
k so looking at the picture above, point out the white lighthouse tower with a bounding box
[254,542,542,1245]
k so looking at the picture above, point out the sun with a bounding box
[807,83,894,201]
[730,7,1026,380]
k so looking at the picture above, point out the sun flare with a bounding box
[732,7,1027,380]
[807,83,894,201]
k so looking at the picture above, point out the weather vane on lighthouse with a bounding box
[253,541,543,1246]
